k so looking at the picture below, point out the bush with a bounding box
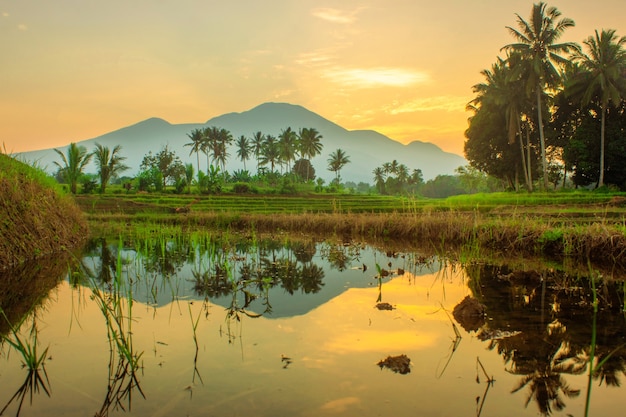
[233,182,252,194]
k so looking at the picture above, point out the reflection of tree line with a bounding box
[82,236,349,303]
[190,239,326,301]
[465,264,626,416]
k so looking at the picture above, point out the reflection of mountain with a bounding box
[17,102,466,184]
[79,238,441,318]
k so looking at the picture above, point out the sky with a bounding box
[1,0,625,156]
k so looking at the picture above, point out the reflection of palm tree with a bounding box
[191,269,232,298]
[300,264,325,294]
[291,241,317,264]
[96,238,116,284]
[592,349,626,387]
[510,365,582,416]
[504,322,585,415]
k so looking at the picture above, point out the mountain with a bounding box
[17,102,467,184]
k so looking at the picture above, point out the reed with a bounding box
[0,311,48,372]
[0,311,51,415]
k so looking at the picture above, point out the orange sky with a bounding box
[1,1,624,156]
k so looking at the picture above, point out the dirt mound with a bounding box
[0,155,88,269]
[452,296,487,332]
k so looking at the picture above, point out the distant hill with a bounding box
[17,102,467,184]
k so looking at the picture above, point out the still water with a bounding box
[0,235,625,417]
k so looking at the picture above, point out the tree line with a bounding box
[52,125,500,198]
[465,2,626,191]
[52,126,355,195]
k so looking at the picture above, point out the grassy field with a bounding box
[75,190,624,216]
[74,191,626,270]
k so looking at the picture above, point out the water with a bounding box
[0,235,624,416]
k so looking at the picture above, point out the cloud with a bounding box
[295,51,334,67]
[324,67,430,88]
[311,8,356,24]
[386,96,470,113]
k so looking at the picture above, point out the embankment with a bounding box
[0,154,88,269]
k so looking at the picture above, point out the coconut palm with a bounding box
[502,2,579,189]
[298,127,324,181]
[200,127,214,174]
[373,166,386,194]
[278,127,298,173]
[236,135,252,171]
[569,29,626,188]
[251,131,265,174]
[184,128,204,175]
[259,135,280,173]
[397,164,409,186]
[203,126,232,176]
[327,148,350,183]
[469,54,534,191]
[92,143,129,194]
[53,142,93,194]
[382,162,392,176]
[389,159,399,176]
[216,128,233,177]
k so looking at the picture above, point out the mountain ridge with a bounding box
[17,102,467,184]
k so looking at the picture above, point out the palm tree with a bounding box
[382,162,392,176]
[200,127,213,173]
[184,128,204,175]
[92,143,129,194]
[203,126,232,176]
[389,159,399,176]
[259,135,280,173]
[469,54,533,191]
[251,131,265,174]
[373,166,386,194]
[184,163,194,193]
[217,128,233,177]
[298,127,324,181]
[569,29,626,188]
[397,164,409,186]
[327,148,350,183]
[278,127,298,173]
[53,142,93,194]
[502,2,579,189]
[235,135,252,171]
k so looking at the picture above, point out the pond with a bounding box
[1,234,625,417]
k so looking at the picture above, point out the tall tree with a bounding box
[216,128,233,176]
[184,128,204,175]
[502,2,579,189]
[259,135,280,173]
[53,142,93,194]
[278,127,298,173]
[468,55,534,190]
[251,131,265,174]
[92,143,129,194]
[235,135,252,171]
[372,166,386,194]
[327,149,350,183]
[298,127,323,181]
[569,29,626,187]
